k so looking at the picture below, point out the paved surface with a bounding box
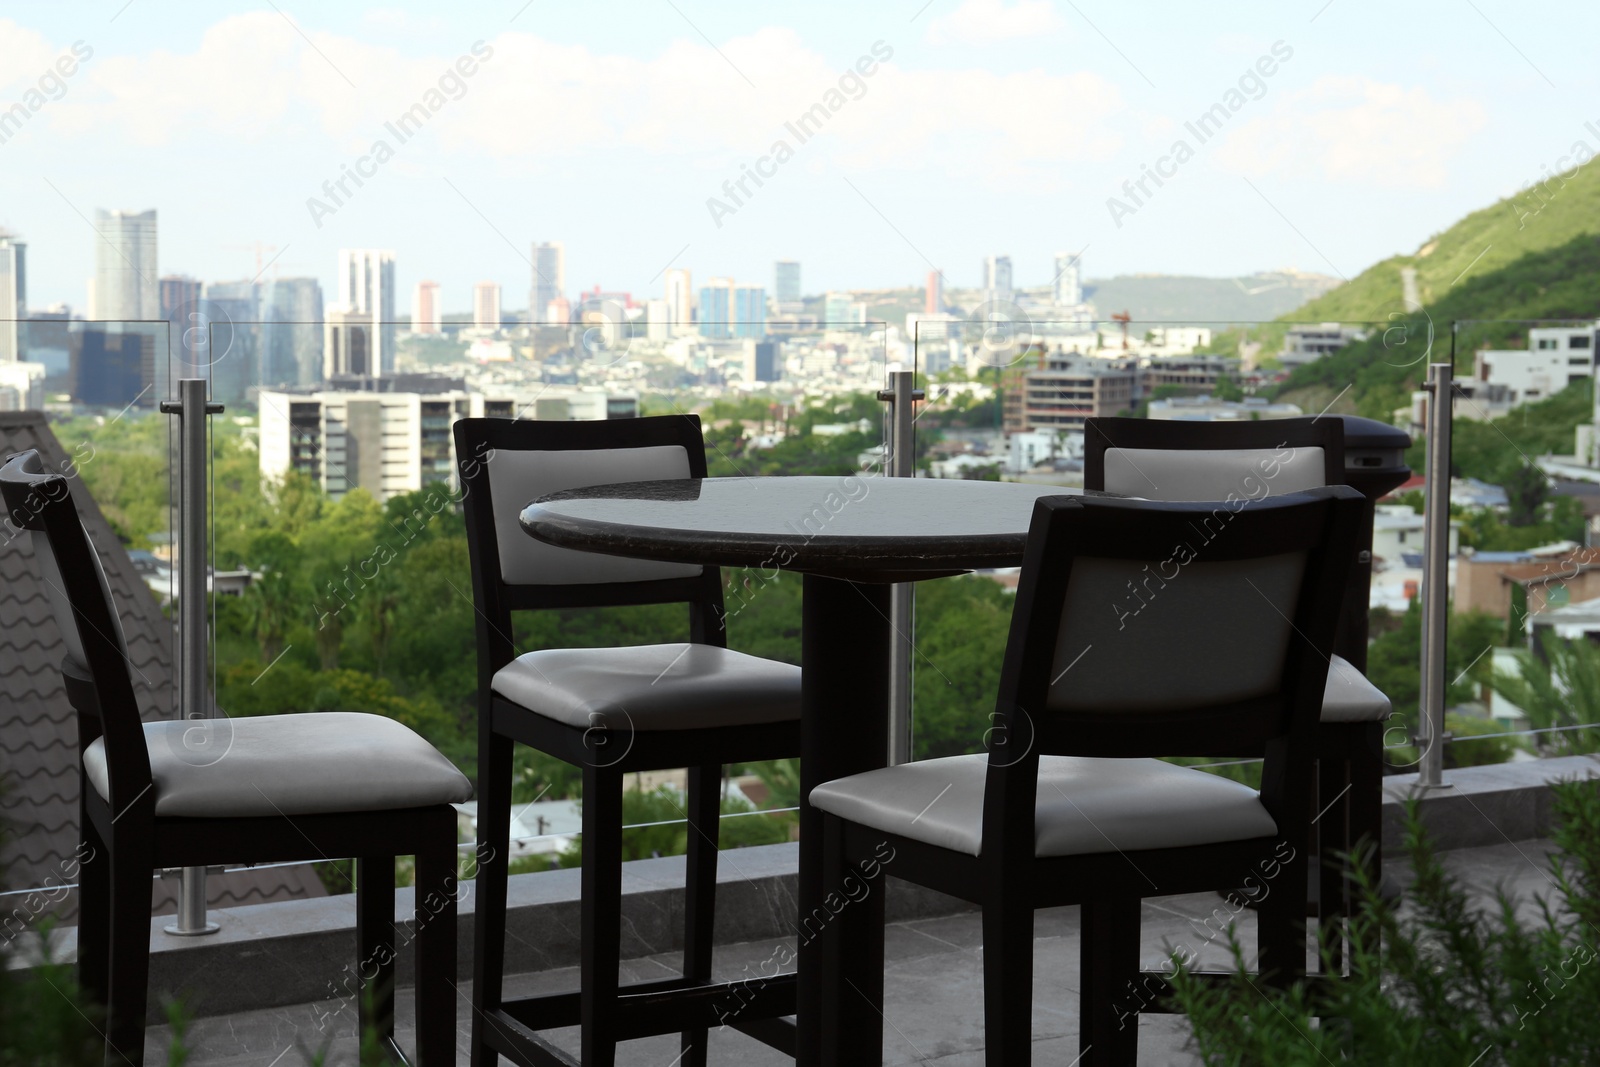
[145,837,1562,1065]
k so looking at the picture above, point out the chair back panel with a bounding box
[1102,446,1327,501]
[1049,551,1305,712]
[487,445,703,586]
[31,525,130,672]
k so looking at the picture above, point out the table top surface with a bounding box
[520,475,1086,579]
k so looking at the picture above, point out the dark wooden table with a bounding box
[522,475,1083,1064]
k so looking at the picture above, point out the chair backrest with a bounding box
[0,450,153,812]
[981,487,1364,852]
[1083,417,1343,502]
[454,415,728,678]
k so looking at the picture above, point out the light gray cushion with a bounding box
[83,712,473,818]
[488,446,703,586]
[491,642,801,731]
[809,753,1277,858]
[1104,446,1327,502]
[1321,654,1393,723]
[1049,552,1305,711]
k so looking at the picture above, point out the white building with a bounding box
[531,241,565,325]
[90,209,158,321]
[1052,251,1082,307]
[336,249,396,376]
[1145,326,1212,355]
[260,383,641,502]
[1147,396,1304,421]
[0,230,24,362]
[1280,323,1365,368]
[473,282,502,330]
[1475,326,1595,404]
[1007,428,1082,473]
[664,268,692,335]
[1372,503,1459,565]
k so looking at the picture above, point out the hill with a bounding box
[1292,157,1600,324]
[1078,270,1340,324]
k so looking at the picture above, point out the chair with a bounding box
[0,449,471,1067]
[814,485,1366,1066]
[454,415,802,1067]
[1084,416,1394,970]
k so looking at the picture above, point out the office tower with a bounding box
[337,249,395,376]
[665,268,692,334]
[412,280,441,334]
[202,279,263,405]
[530,241,564,324]
[823,291,852,324]
[91,209,158,320]
[774,260,800,306]
[644,299,670,342]
[733,284,767,339]
[924,269,942,316]
[1053,251,1082,306]
[264,277,324,387]
[70,325,156,407]
[324,308,375,379]
[0,231,24,362]
[748,341,779,382]
[473,282,502,330]
[698,278,733,340]
[158,275,201,321]
[982,255,1013,303]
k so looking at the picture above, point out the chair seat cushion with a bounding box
[1322,654,1392,723]
[83,712,474,818]
[809,753,1277,858]
[491,643,802,731]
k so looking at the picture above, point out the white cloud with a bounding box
[925,0,1063,45]
[27,16,1124,184]
[1213,76,1486,189]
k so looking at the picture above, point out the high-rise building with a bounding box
[0,231,24,363]
[70,325,156,407]
[337,249,395,376]
[530,241,564,324]
[774,260,800,306]
[264,277,324,388]
[90,209,158,321]
[202,279,263,406]
[473,282,502,330]
[924,269,942,316]
[748,341,779,382]
[1053,251,1083,306]
[411,280,441,334]
[734,284,767,339]
[698,279,733,340]
[645,299,670,342]
[158,275,201,322]
[665,268,692,334]
[324,308,375,380]
[982,255,1013,303]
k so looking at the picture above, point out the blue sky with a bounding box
[1,0,1596,313]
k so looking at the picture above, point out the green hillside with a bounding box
[1294,160,1600,323]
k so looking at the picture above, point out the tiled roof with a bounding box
[0,412,326,921]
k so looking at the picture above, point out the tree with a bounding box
[1492,630,1600,754]
[1506,463,1550,527]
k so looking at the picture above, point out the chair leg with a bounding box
[580,765,624,1067]
[820,819,885,1067]
[1080,895,1140,1067]
[1348,724,1384,962]
[1316,754,1351,976]
[413,809,458,1067]
[470,730,515,1067]
[77,813,111,1012]
[105,834,153,1067]
[680,763,722,1067]
[356,855,396,1051]
[982,894,1034,1066]
[1259,847,1309,989]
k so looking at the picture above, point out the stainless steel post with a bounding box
[1419,363,1453,789]
[878,371,923,765]
[161,378,221,934]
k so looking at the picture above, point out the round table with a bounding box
[521,475,1084,1064]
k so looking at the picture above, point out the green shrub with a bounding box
[1171,778,1600,1064]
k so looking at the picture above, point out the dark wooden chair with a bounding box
[814,485,1365,1066]
[1084,416,1392,970]
[454,415,802,1067]
[0,449,471,1067]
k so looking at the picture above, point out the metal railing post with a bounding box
[159,378,223,934]
[1419,363,1453,789]
[878,370,923,766]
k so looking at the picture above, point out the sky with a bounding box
[1,0,1597,314]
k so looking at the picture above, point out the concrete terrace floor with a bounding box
[146,837,1563,1066]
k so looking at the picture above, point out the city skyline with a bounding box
[2,3,1596,309]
